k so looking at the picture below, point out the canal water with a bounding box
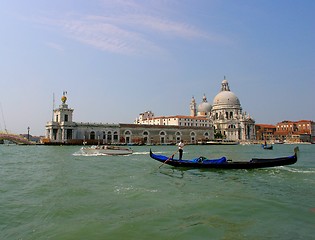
[1,144,314,239]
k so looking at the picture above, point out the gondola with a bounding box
[150,147,299,169]
[262,144,273,150]
[262,140,273,150]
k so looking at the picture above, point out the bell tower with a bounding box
[190,96,197,116]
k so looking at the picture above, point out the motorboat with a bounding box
[81,145,133,155]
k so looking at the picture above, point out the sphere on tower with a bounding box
[61,91,67,104]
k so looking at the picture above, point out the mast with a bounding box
[52,93,55,122]
[0,102,8,133]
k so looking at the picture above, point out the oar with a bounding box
[158,149,178,169]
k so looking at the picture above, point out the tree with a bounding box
[214,132,223,139]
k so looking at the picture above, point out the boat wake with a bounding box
[114,185,158,194]
[132,152,148,155]
[72,151,130,157]
[276,166,315,174]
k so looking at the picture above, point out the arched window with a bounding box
[190,132,196,143]
[124,130,132,144]
[113,131,118,141]
[159,131,166,144]
[175,131,182,143]
[90,131,95,140]
[140,131,148,143]
[141,131,149,144]
[107,131,112,142]
[204,132,210,140]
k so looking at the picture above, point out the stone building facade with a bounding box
[134,111,212,128]
[135,78,256,142]
[190,78,256,141]
[45,94,213,145]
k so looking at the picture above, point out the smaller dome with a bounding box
[198,101,212,113]
[198,94,212,113]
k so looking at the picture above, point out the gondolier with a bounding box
[178,140,185,160]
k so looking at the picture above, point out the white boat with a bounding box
[81,145,133,155]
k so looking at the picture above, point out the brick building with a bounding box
[255,124,276,140]
[274,120,315,143]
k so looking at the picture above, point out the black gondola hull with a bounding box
[150,147,298,169]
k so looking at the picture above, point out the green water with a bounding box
[1,144,314,240]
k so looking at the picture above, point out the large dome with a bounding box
[212,79,241,107]
[213,91,240,106]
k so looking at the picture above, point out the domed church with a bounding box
[191,78,256,141]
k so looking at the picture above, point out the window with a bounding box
[114,131,118,141]
[107,131,112,141]
[67,129,72,139]
[53,129,58,140]
[90,131,95,140]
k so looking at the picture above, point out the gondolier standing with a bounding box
[178,140,185,160]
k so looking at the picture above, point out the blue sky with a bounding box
[0,0,314,136]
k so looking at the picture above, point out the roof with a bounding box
[143,115,208,120]
[255,124,276,128]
